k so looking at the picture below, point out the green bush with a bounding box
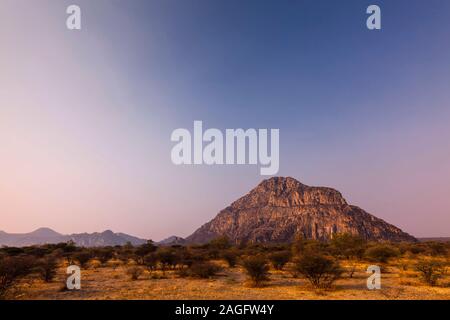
[242,256,270,286]
[425,242,448,257]
[330,233,366,259]
[208,236,232,250]
[222,250,238,268]
[143,253,158,273]
[268,251,291,270]
[37,256,58,282]
[157,247,180,270]
[95,248,114,265]
[293,253,342,289]
[133,240,157,265]
[292,237,329,257]
[183,262,221,279]
[73,251,93,268]
[365,245,400,263]
[415,259,447,286]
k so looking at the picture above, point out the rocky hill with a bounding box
[186,177,416,243]
[0,228,146,247]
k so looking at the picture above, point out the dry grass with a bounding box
[8,258,450,300]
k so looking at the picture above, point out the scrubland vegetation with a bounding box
[0,235,449,300]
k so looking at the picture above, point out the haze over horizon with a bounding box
[1,0,450,239]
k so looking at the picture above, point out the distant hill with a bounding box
[157,235,186,246]
[0,228,147,247]
[186,177,417,244]
[418,237,450,242]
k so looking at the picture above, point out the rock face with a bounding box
[186,177,416,244]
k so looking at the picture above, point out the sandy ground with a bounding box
[10,260,450,300]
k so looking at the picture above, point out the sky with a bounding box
[0,0,449,239]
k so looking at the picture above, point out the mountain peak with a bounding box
[186,177,416,244]
[230,176,347,211]
[30,227,62,237]
[258,176,305,188]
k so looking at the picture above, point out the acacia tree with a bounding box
[269,251,291,270]
[37,256,59,282]
[330,233,366,259]
[95,248,115,266]
[294,253,343,289]
[144,253,158,274]
[133,241,157,265]
[73,251,93,268]
[416,259,447,286]
[242,256,270,287]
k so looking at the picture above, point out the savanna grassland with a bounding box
[1,235,449,300]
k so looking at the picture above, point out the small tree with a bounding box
[209,236,232,250]
[330,233,366,259]
[222,250,238,268]
[157,248,179,271]
[269,251,291,270]
[415,259,447,286]
[74,251,92,268]
[37,256,58,282]
[242,256,270,287]
[143,253,158,274]
[346,260,358,278]
[184,262,221,279]
[365,245,400,264]
[294,253,342,289]
[95,248,114,266]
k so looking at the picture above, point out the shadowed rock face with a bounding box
[186,177,417,244]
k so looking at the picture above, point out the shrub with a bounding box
[330,233,366,259]
[117,248,134,264]
[407,243,426,255]
[143,253,158,273]
[209,236,232,250]
[24,246,50,258]
[0,256,35,299]
[1,247,25,257]
[126,266,144,280]
[182,262,221,278]
[37,256,58,282]
[365,245,400,263]
[346,260,358,278]
[426,242,448,256]
[157,248,179,271]
[268,251,291,270]
[293,238,329,257]
[222,250,238,268]
[179,249,206,268]
[242,256,270,286]
[73,251,93,268]
[293,253,342,289]
[415,259,447,286]
[95,248,114,266]
[133,241,157,265]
